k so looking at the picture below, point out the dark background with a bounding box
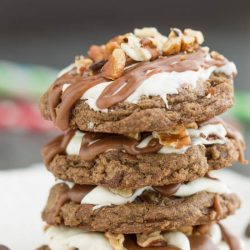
[0,0,249,172]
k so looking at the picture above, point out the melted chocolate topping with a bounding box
[43,131,162,164]
[42,130,75,165]
[48,50,226,130]
[188,235,219,250]
[53,184,95,217]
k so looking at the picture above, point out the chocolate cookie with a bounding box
[39,47,236,134]
[42,120,246,189]
[42,182,240,234]
[40,223,241,250]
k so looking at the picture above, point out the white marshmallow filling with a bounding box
[45,224,232,250]
[62,177,229,210]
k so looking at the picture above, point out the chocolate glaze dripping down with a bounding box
[53,184,95,218]
[42,130,75,165]
[48,50,226,130]
[188,235,219,250]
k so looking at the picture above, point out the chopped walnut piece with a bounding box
[105,232,126,250]
[181,35,196,52]
[134,27,163,38]
[169,28,183,38]
[88,45,106,62]
[110,35,127,44]
[102,48,126,80]
[162,37,182,56]
[134,27,167,53]
[137,231,167,247]
[194,224,212,235]
[105,41,120,57]
[186,122,198,129]
[75,55,93,75]
[121,33,152,61]
[163,28,204,55]
[153,126,191,149]
[210,51,225,61]
[126,132,141,140]
[178,226,194,236]
[140,38,159,60]
[109,188,133,198]
[184,28,204,44]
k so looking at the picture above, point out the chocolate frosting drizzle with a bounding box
[42,131,162,164]
[42,130,75,165]
[42,118,245,165]
[48,50,226,130]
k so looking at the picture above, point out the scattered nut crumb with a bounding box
[153,126,191,149]
[186,122,198,129]
[105,232,126,250]
[184,29,204,44]
[137,231,167,247]
[126,132,141,140]
[211,51,225,61]
[181,35,196,52]
[75,55,93,75]
[169,28,183,38]
[162,37,182,56]
[109,187,133,198]
[178,226,193,236]
[121,33,152,61]
[88,45,106,62]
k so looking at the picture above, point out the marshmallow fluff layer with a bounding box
[66,123,228,156]
[45,227,113,250]
[45,224,234,250]
[60,54,236,112]
[57,176,230,210]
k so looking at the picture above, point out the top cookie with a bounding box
[39,27,236,134]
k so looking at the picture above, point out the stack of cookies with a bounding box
[38,27,247,249]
